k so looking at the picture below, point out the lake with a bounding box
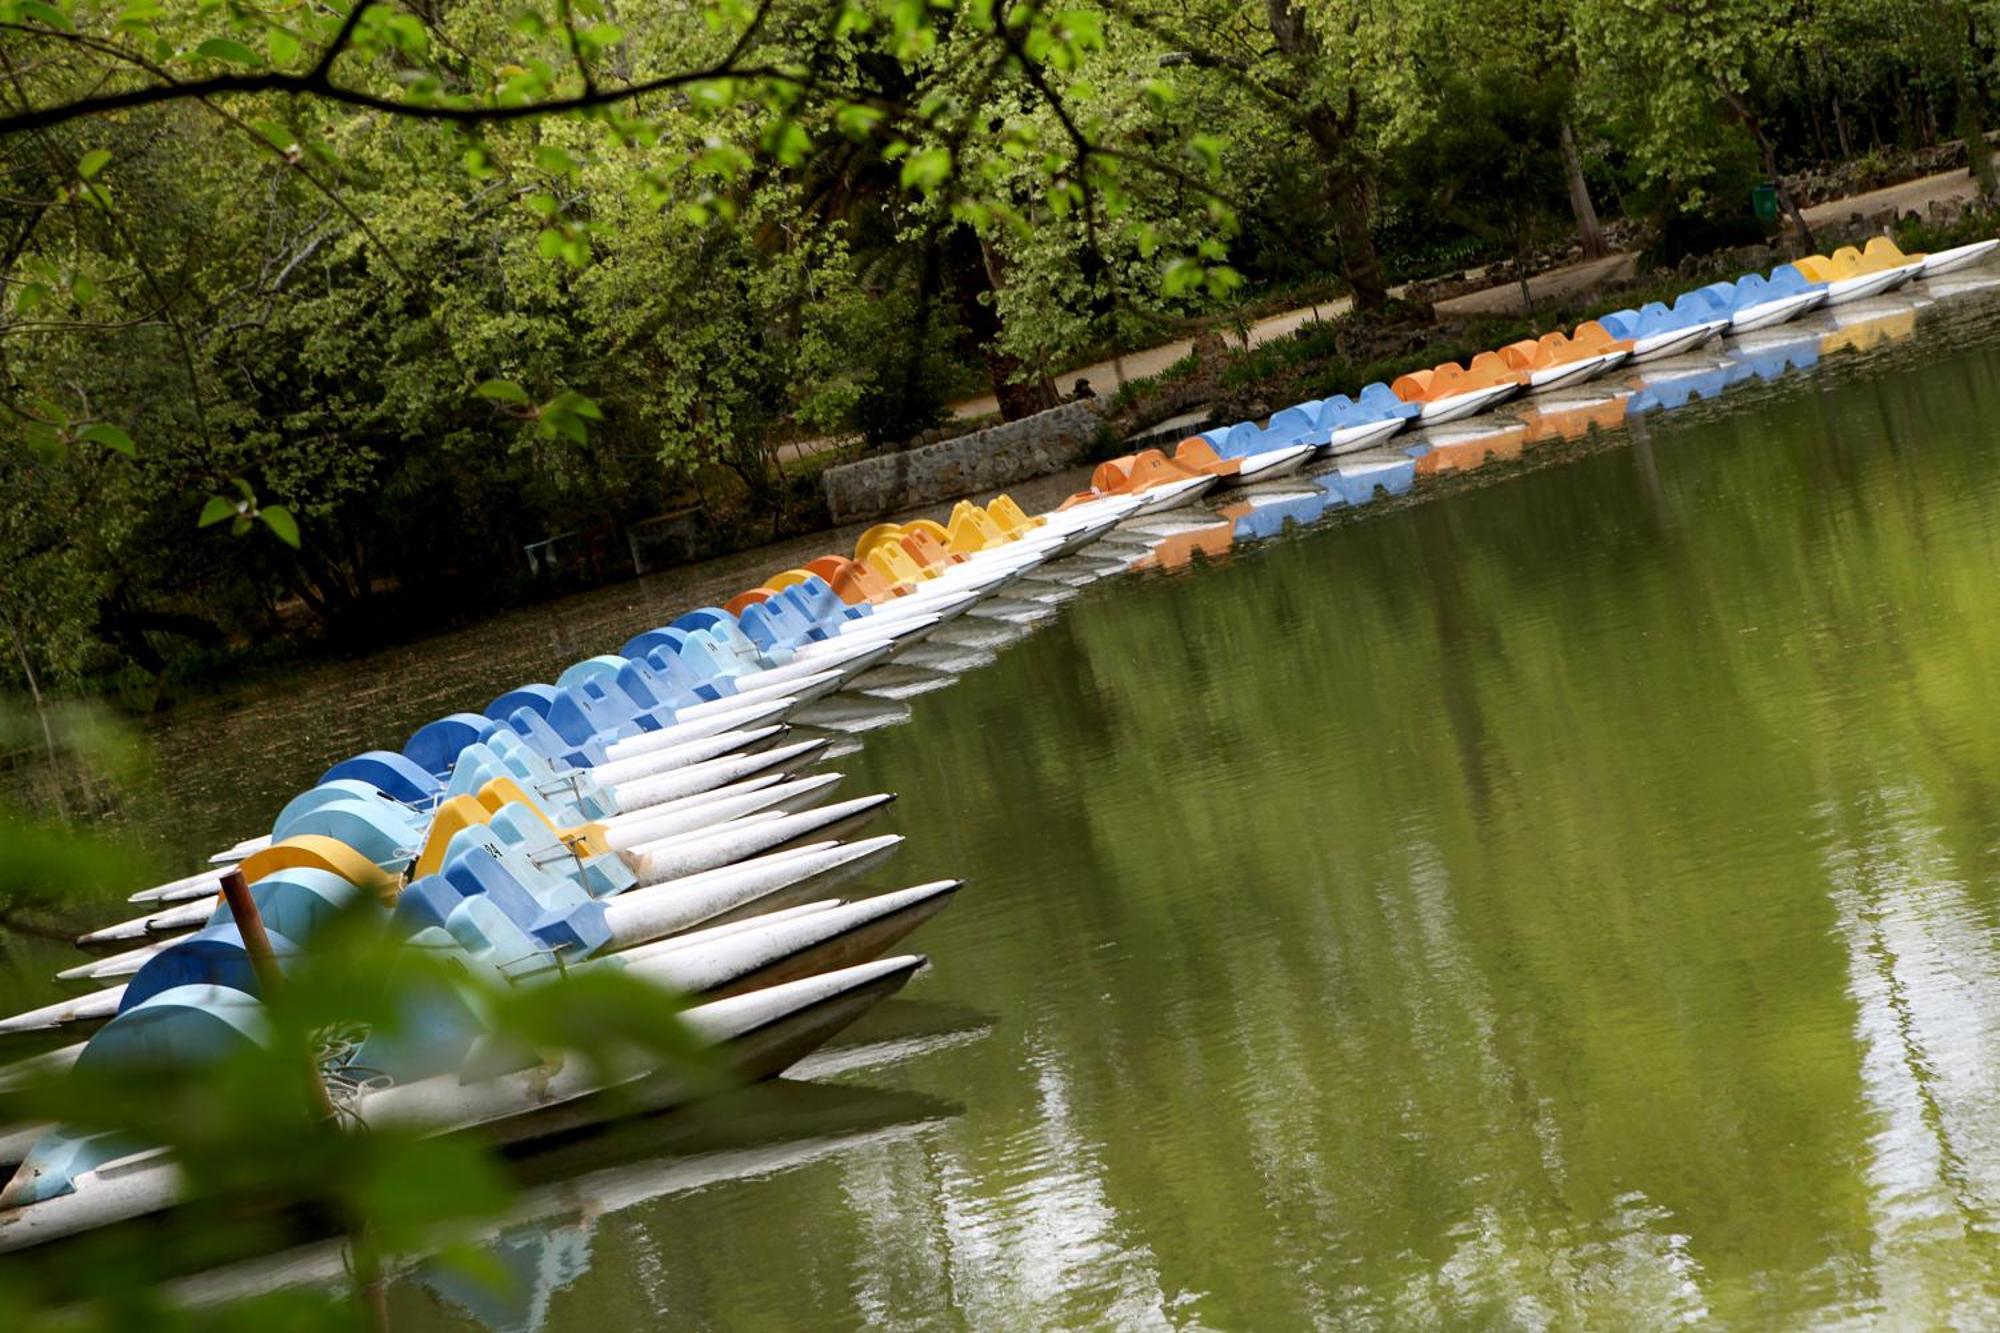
[16,280,2000,1328]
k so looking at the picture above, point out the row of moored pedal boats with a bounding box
[1053,235,2000,503]
[0,493,1153,1252]
[4,231,1994,1255]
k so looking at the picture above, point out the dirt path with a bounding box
[948,295,1361,419]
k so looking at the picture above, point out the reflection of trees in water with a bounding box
[1818,785,2000,1321]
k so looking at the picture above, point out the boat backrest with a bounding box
[900,526,963,571]
[1498,339,1542,373]
[276,798,423,870]
[1864,235,1921,266]
[239,834,398,895]
[1689,282,1738,317]
[1174,436,1227,472]
[1568,320,1630,356]
[987,494,1042,534]
[807,554,898,604]
[1391,367,1437,402]
[321,751,440,806]
[723,588,771,616]
[782,575,864,626]
[853,523,907,561]
[864,540,932,587]
[1265,405,1317,444]
[403,712,499,779]
[1467,351,1522,387]
[120,924,299,1014]
[273,779,405,840]
[1091,449,1199,492]
[739,597,822,653]
[947,501,1007,554]
[1313,394,1358,430]
[1760,264,1819,296]
[1216,422,1264,459]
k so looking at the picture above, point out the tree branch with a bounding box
[0,21,805,137]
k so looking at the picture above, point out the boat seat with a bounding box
[724,588,773,616]
[987,494,1043,534]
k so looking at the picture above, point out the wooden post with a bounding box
[219,867,336,1121]
[220,867,386,1328]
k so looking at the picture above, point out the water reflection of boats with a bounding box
[1625,359,1732,416]
[1408,418,1529,476]
[1317,455,1417,506]
[169,1079,967,1328]
[1127,519,1235,572]
[1218,485,1336,541]
[1516,391,1631,445]
[1819,295,1919,355]
[791,695,916,735]
[1720,333,1820,387]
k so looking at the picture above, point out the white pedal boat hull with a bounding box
[1213,443,1316,487]
[1417,382,1518,425]
[1918,239,2000,277]
[1727,290,1825,332]
[1123,475,1219,517]
[1628,320,1728,362]
[1322,416,1407,456]
[0,957,925,1251]
[1525,356,1611,394]
[1821,268,1908,306]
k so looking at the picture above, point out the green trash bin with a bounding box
[1752,182,1779,225]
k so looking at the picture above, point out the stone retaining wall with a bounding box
[823,400,1109,523]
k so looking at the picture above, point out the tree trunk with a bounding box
[1720,85,1816,252]
[1264,0,1388,310]
[1326,163,1389,309]
[946,229,1056,421]
[1961,82,1995,195]
[1956,5,1998,195]
[1558,117,1607,259]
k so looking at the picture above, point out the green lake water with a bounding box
[17,284,2000,1327]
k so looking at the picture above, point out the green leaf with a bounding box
[1162,257,1205,298]
[899,146,952,192]
[267,25,300,66]
[534,145,579,176]
[77,423,133,456]
[197,496,237,528]
[15,282,49,314]
[194,38,264,67]
[17,1,72,31]
[76,149,111,180]
[475,379,531,404]
[71,276,96,304]
[258,505,300,548]
[251,119,295,151]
